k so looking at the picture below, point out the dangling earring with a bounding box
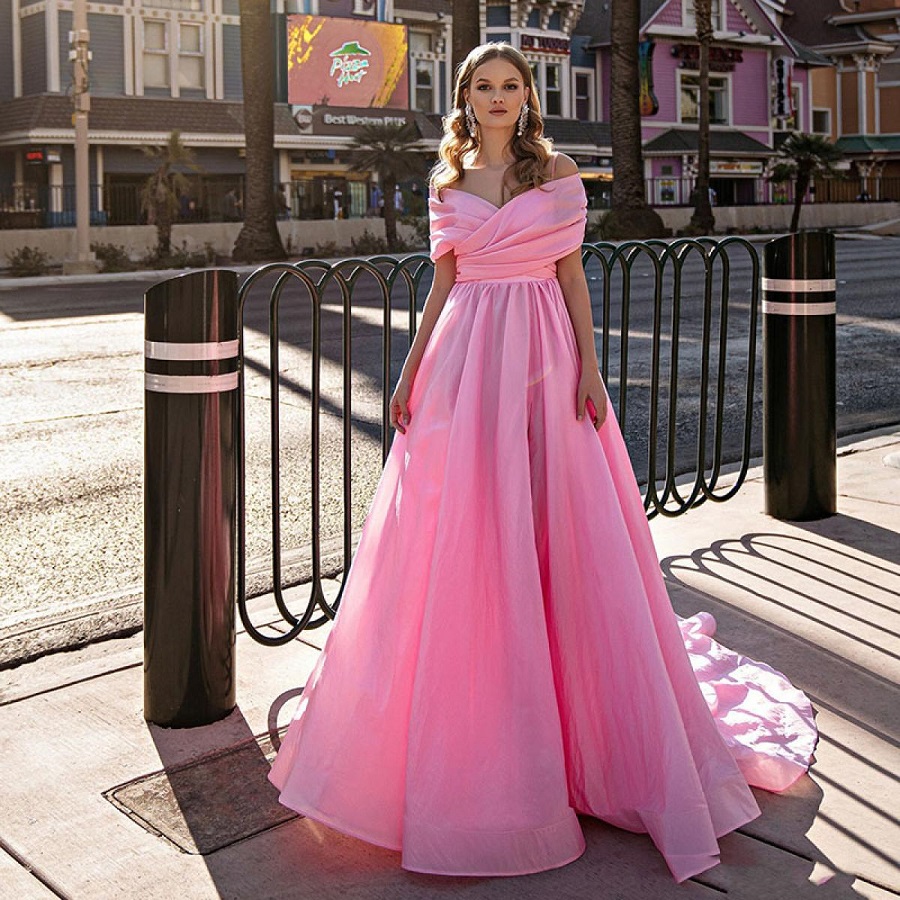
[465,101,477,138]
[517,103,530,137]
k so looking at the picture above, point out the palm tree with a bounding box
[452,0,481,75]
[350,123,427,251]
[141,131,198,259]
[232,0,286,263]
[688,0,715,234]
[607,0,666,239]
[770,133,842,232]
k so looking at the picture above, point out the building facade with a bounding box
[582,0,827,206]
[0,0,846,227]
[0,0,621,224]
[776,0,900,199]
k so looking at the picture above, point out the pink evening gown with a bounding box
[268,172,818,882]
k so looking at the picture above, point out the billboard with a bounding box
[286,15,409,110]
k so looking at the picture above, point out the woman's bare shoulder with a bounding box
[550,152,579,181]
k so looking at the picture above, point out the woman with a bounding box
[269,43,817,883]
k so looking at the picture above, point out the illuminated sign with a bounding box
[671,44,743,72]
[292,104,416,136]
[25,149,45,163]
[286,15,409,109]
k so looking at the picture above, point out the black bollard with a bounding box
[144,269,240,727]
[763,231,837,520]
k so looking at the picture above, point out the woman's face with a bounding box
[464,57,530,135]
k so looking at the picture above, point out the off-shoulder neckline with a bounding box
[441,172,582,211]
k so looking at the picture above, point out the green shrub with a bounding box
[6,245,50,277]
[399,214,429,250]
[91,242,137,273]
[313,240,341,259]
[140,241,210,270]
[350,230,389,255]
[584,214,614,243]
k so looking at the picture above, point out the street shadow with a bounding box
[661,529,900,895]
[106,705,305,898]
[790,511,900,568]
[144,705,291,841]
[0,278,151,321]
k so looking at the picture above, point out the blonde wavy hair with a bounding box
[430,43,554,201]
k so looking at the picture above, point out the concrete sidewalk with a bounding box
[1,429,898,900]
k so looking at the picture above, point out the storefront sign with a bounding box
[25,149,44,164]
[293,104,416,136]
[520,34,570,54]
[710,160,764,175]
[671,44,743,72]
[287,15,409,109]
[772,57,794,118]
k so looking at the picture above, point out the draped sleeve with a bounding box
[451,175,587,282]
[428,187,456,263]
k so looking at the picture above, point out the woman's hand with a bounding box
[390,378,412,434]
[577,366,608,431]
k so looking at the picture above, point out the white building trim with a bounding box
[47,0,60,92]
[12,0,22,98]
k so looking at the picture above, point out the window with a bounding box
[409,31,439,113]
[178,23,204,89]
[353,0,376,16]
[789,84,801,128]
[680,74,729,124]
[414,60,434,112]
[486,4,511,27]
[527,8,540,27]
[528,61,565,117]
[574,71,593,121]
[813,108,832,135]
[545,63,562,116]
[684,0,722,31]
[409,30,432,54]
[143,20,170,88]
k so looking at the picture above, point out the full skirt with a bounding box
[269,276,816,882]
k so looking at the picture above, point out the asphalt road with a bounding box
[1,238,898,663]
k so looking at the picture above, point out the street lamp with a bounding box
[64,0,98,274]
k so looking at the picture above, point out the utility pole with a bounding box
[64,0,98,274]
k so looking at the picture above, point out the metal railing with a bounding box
[644,175,900,207]
[5,175,897,229]
[235,238,761,644]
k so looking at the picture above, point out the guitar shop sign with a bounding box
[671,44,743,72]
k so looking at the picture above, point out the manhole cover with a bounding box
[105,731,297,854]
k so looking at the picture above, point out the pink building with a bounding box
[586,0,829,205]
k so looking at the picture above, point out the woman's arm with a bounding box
[553,153,608,429]
[390,250,457,433]
[557,248,607,429]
